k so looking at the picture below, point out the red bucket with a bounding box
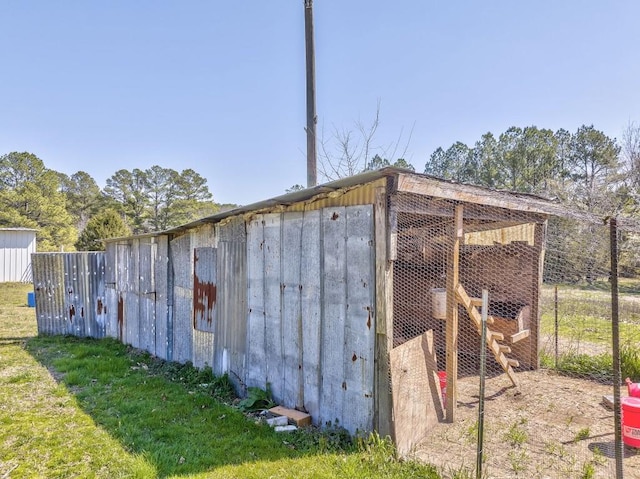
[437,371,447,403]
[622,397,640,448]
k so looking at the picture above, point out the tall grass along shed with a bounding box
[34,168,565,450]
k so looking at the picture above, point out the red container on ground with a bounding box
[622,397,640,448]
[437,371,447,404]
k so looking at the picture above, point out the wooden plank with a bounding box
[507,358,520,368]
[374,186,393,438]
[396,172,566,216]
[300,210,322,422]
[320,206,347,427]
[390,331,443,457]
[511,329,531,343]
[499,345,512,354]
[445,204,463,422]
[246,216,267,388]
[281,212,304,410]
[343,205,375,433]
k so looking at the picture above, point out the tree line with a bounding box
[0,152,235,251]
[423,123,640,281]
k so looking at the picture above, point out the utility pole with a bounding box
[304,0,317,187]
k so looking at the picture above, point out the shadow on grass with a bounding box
[24,334,346,478]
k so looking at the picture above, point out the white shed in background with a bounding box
[0,228,37,282]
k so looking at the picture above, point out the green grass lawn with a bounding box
[0,283,440,479]
[540,280,640,345]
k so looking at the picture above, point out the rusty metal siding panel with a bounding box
[154,235,169,359]
[246,216,266,388]
[243,206,375,433]
[32,252,107,338]
[171,233,193,363]
[0,228,36,282]
[124,241,140,348]
[262,213,283,400]
[319,207,348,426]
[105,286,119,339]
[343,205,375,432]
[137,240,156,353]
[105,242,116,285]
[300,210,322,423]
[281,212,304,409]
[193,247,217,333]
[33,253,65,335]
[214,239,247,391]
[193,329,214,369]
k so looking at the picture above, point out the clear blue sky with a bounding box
[1,1,639,206]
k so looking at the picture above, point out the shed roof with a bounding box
[104,167,607,242]
[0,228,37,233]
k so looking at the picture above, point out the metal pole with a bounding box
[304,0,317,187]
[555,284,559,369]
[476,289,488,479]
[610,217,624,479]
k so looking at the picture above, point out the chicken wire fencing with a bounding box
[388,191,640,479]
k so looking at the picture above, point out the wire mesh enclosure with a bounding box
[388,191,640,478]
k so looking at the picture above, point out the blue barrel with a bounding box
[27,292,35,307]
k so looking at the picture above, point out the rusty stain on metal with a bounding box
[331,212,339,220]
[352,353,358,362]
[366,306,372,329]
[80,306,84,318]
[68,304,75,323]
[97,298,104,315]
[193,250,216,328]
[342,381,347,390]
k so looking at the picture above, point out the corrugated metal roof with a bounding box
[103,167,576,243]
[0,227,37,232]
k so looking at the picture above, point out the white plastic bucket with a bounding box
[431,288,447,320]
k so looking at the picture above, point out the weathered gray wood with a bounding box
[246,216,267,388]
[343,205,375,433]
[396,172,567,216]
[300,210,322,422]
[281,212,304,409]
[390,330,442,457]
[374,186,393,438]
[320,206,347,426]
[263,213,284,401]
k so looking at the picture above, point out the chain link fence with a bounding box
[389,191,640,478]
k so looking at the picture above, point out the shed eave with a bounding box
[396,172,562,217]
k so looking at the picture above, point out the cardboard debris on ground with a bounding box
[268,406,312,427]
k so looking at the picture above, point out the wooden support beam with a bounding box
[446,204,463,422]
[510,329,531,343]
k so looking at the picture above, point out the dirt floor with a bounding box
[413,370,640,479]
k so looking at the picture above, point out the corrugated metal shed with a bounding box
[0,228,36,282]
[32,252,107,337]
[31,168,568,441]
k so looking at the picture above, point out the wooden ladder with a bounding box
[454,283,518,387]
